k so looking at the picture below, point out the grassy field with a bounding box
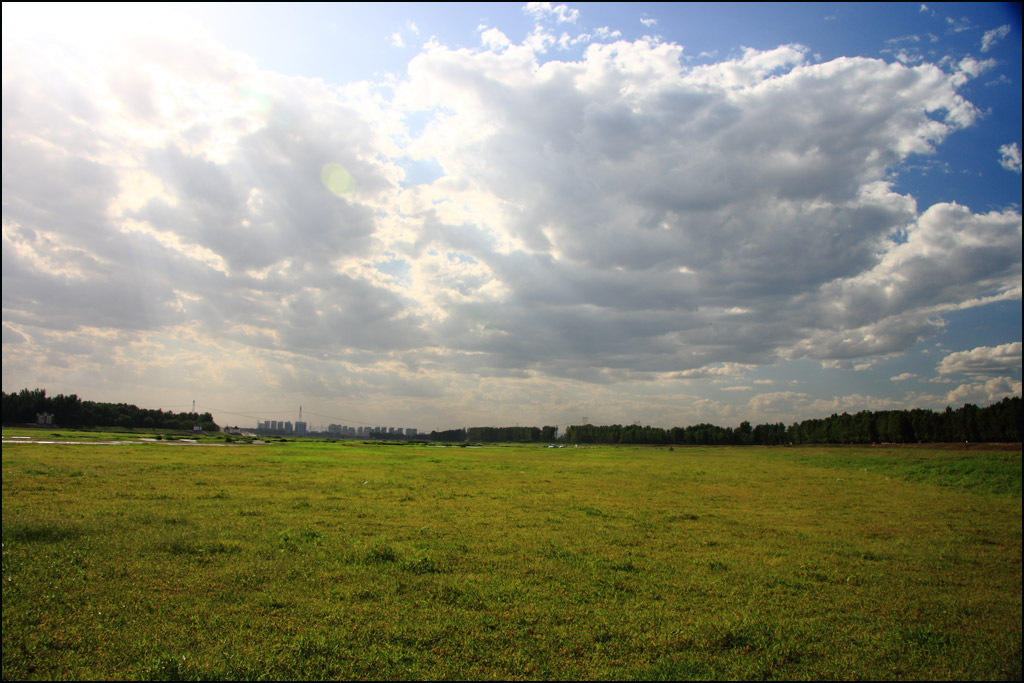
[2,434,1020,680]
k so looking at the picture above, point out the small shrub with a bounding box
[143,655,201,681]
[365,544,399,564]
[299,529,322,544]
[610,557,640,572]
[404,556,442,574]
[166,538,201,555]
[900,626,954,651]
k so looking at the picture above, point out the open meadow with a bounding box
[2,433,1021,680]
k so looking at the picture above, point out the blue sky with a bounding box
[2,3,1020,432]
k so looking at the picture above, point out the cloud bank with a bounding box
[938,342,1022,376]
[3,10,1020,426]
[999,142,1022,173]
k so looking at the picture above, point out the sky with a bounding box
[2,2,1021,433]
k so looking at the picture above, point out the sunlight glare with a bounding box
[321,163,356,197]
[3,3,187,48]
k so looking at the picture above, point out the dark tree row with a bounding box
[425,397,1019,445]
[428,425,559,442]
[466,426,559,442]
[786,399,1020,445]
[427,427,468,442]
[2,388,219,432]
[562,421,784,445]
[563,398,1020,445]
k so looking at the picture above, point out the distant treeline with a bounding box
[428,426,560,442]
[430,397,1020,445]
[5,388,1018,444]
[2,388,219,432]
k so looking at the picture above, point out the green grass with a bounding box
[2,435,1020,680]
[767,443,1022,496]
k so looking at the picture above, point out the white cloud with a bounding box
[747,391,813,417]
[945,377,1022,406]
[686,44,808,88]
[981,24,1011,52]
[955,56,996,81]
[744,390,915,421]
[3,20,414,362]
[805,393,908,415]
[945,16,973,33]
[999,142,1022,173]
[794,203,1022,361]
[890,48,923,65]
[672,364,755,380]
[594,26,622,41]
[937,342,1022,376]
[480,28,512,51]
[555,31,591,51]
[389,21,422,50]
[640,18,658,28]
[891,373,917,381]
[524,3,579,24]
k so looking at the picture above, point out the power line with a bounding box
[195,405,302,422]
[196,404,379,427]
[304,410,375,426]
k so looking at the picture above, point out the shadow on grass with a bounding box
[4,521,84,544]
